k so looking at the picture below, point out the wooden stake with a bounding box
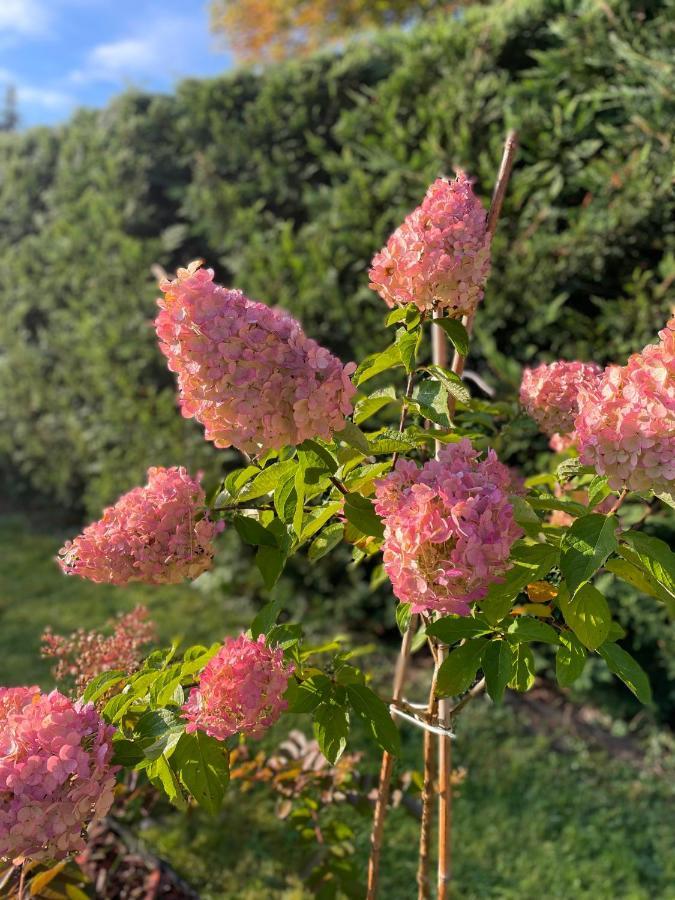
[367,615,417,899]
[435,130,519,899]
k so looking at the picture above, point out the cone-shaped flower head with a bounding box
[0,687,117,862]
[58,466,221,585]
[182,634,293,741]
[368,173,491,316]
[374,438,522,615]
[520,360,602,449]
[155,262,356,454]
[575,317,675,492]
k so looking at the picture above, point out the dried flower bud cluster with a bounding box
[42,606,156,696]
[0,687,117,862]
[155,262,356,454]
[520,360,602,449]
[374,439,522,615]
[575,317,675,492]
[58,466,221,586]
[368,174,491,316]
[183,634,293,741]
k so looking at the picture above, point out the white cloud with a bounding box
[18,84,74,110]
[0,67,74,115]
[70,15,210,85]
[0,0,50,36]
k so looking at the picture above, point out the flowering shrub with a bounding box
[155,261,356,453]
[182,634,293,741]
[519,360,602,449]
[576,317,675,492]
[368,173,491,316]
[0,687,116,862]
[7,152,674,899]
[374,439,522,615]
[57,466,221,585]
[41,607,156,696]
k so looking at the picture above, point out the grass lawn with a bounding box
[1,513,674,899]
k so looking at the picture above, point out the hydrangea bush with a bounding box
[3,150,674,897]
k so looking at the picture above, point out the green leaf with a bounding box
[353,387,398,425]
[343,493,384,539]
[430,317,469,356]
[507,617,559,644]
[411,379,451,427]
[233,515,278,547]
[308,522,344,560]
[250,598,283,638]
[300,500,342,542]
[395,602,412,636]
[353,344,402,386]
[510,496,543,537]
[237,461,296,501]
[436,638,488,697]
[347,683,400,756]
[560,514,618,596]
[335,420,371,454]
[313,702,350,764]
[426,614,493,645]
[255,545,286,589]
[297,440,338,475]
[82,669,126,703]
[172,731,230,814]
[425,364,471,406]
[396,327,421,373]
[483,641,514,704]
[292,465,306,537]
[555,632,586,687]
[607,555,675,617]
[619,532,675,616]
[146,755,187,810]
[366,429,415,454]
[509,643,536,692]
[286,675,333,713]
[111,737,145,767]
[656,491,675,509]
[598,643,652,706]
[556,458,595,484]
[102,691,135,723]
[274,470,297,523]
[481,542,558,624]
[385,307,408,327]
[587,475,611,509]
[529,495,587,518]
[558,583,611,650]
[136,708,184,761]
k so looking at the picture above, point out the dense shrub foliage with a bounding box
[0,0,672,513]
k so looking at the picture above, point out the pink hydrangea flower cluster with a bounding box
[155,262,356,454]
[0,687,117,862]
[520,360,602,449]
[368,173,491,316]
[575,317,675,492]
[58,466,222,586]
[373,438,523,615]
[42,606,156,696]
[182,634,293,741]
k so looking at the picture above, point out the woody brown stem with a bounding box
[416,661,440,898]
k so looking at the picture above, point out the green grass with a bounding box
[1,513,674,899]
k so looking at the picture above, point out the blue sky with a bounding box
[0,0,232,127]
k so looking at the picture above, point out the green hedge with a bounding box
[0,0,673,513]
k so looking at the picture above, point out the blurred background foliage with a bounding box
[0,1,674,893]
[0,0,673,723]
